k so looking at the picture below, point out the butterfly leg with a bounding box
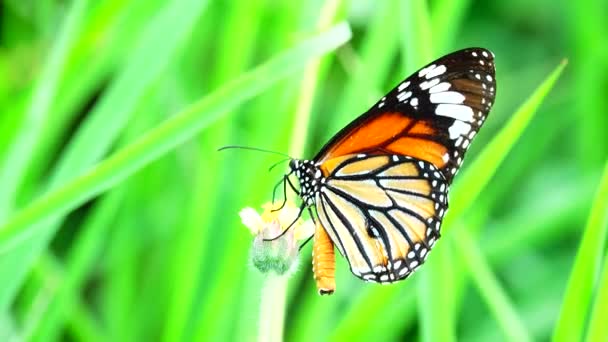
[286,175,300,196]
[263,202,306,242]
[271,174,301,212]
[271,176,287,211]
[297,207,318,251]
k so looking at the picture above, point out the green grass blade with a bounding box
[328,0,400,135]
[401,0,433,71]
[452,226,532,341]
[586,249,608,341]
[30,191,125,340]
[400,1,459,341]
[566,0,607,168]
[445,60,569,225]
[25,254,105,342]
[0,0,89,218]
[330,287,417,340]
[421,57,566,341]
[430,0,472,52]
[22,0,154,197]
[190,3,347,341]
[289,3,401,339]
[553,161,608,342]
[288,0,344,157]
[0,22,351,251]
[48,0,211,186]
[0,0,212,313]
[417,244,457,342]
[255,1,345,340]
[441,60,567,341]
[163,1,269,339]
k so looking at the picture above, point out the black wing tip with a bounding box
[442,47,496,71]
[449,47,497,80]
[454,47,496,58]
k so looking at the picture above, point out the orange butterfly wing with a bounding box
[316,112,449,176]
[315,47,496,183]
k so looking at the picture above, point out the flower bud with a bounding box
[240,202,313,276]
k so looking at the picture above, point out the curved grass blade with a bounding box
[586,249,608,341]
[0,0,89,218]
[452,226,532,342]
[0,0,213,313]
[0,23,351,251]
[553,161,608,342]
[445,60,569,225]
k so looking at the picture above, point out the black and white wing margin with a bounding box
[314,154,448,283]
[368,47,496,183]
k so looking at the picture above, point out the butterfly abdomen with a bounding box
[312,221,336,295]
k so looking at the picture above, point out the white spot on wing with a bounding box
[429,82,451,93]
[429,91,466,104]
[418,64,436,77]
[419,78,440,90]
[410,98,419,107]
[425,64,447,79]
[454,137,463,147]
[397,91,412,102]
[436,104,474,122]
[398,81,410,91]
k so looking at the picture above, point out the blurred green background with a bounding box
[0,0,607,341]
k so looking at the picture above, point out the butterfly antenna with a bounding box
[218,145,293,159]
[268,157,291,172]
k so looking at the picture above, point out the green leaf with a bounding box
[0,0,212,313]
[445,60,569,224]
[554,161,608,342]
[586,249,608,341]
[452,226,532,342]
[0,0,90,218]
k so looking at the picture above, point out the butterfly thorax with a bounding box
[289,159,325,206]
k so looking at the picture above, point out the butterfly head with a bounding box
[289,159,324,206]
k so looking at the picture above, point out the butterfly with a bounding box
[278,47,496,294]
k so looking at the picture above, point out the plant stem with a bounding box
[258,276,288,342]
